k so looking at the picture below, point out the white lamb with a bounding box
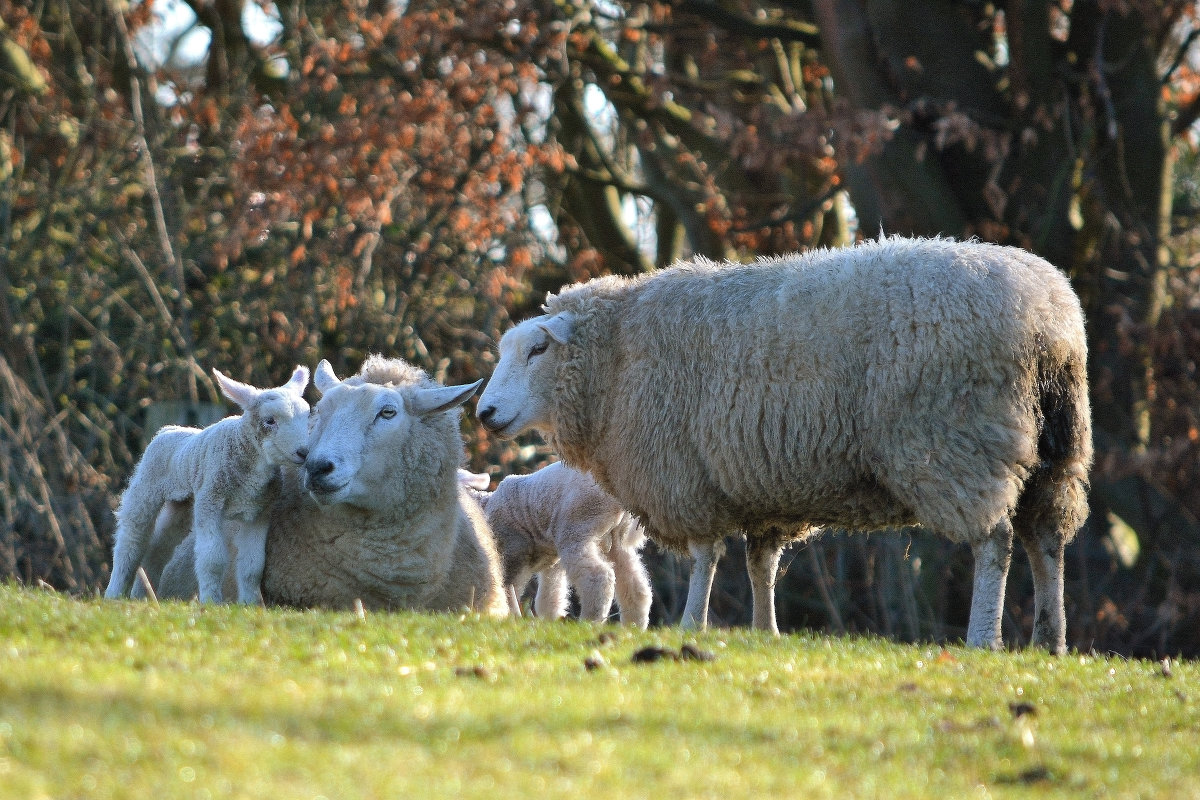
[105,366,310,604]
[477,236,1092,653]
[153,356,509,616]
[466,462,652,628]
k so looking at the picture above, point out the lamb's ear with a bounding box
[284,365,310,396]
[313,359,340,395]
[408,379,484,417]
[213,368,259,410]
[456,468,491,491]
[538,313,574,345]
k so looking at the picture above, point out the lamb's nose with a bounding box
[295,447,309,462]
[478,405,496,425]
[306,457,334,479]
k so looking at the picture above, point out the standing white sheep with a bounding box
[469,462,652,628]
[477,236,1092,653]
[105,366,310,604]
[153,355,510,616]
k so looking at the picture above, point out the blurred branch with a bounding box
[0,17,47,95]
[107,0,198,403]
[667,0,821,46]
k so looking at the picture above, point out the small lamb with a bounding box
[104,366,310,604]
[468,462,652,628]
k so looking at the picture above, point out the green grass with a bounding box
[0,584,1195,799]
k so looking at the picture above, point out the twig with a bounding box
[136,566,159,604]
[507,585,523,617]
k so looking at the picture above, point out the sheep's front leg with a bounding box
[191,494,229,604]
[745,532,785,635]
[233,517,269,605]
[679,538,724,630]
[966,518,1014,650]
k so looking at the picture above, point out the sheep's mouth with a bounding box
[480,417,516,438]
[305,480,349,504]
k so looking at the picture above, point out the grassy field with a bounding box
[0,584,1195,799]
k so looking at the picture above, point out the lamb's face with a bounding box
[214,365,310,467]
[252,389,310,467]
[477,313,572,439]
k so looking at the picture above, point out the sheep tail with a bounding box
[1015,347,1092,543]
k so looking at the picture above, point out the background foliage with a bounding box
[3,0,1200,656]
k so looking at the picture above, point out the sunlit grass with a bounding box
[0,584,1195,799]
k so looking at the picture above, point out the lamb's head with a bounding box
[303,358,482,507]
[213,366,310,466]
[477,313,573,439]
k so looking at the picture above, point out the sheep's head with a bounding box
[303,358,482,507]
[477,313,572,439]
[214,366,310,466]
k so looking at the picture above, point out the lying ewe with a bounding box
[478,236,1092,653]
[468,462,652,628]
[155,356,509,616]
[105,366,310,604]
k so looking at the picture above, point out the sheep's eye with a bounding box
[527,340,549,361]
[378,405,397,420]
[263,416,277,428]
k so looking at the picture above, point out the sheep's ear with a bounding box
[213,369,259,410]
[457,468,491,490]
[313,359,340,395]
[408,379,484,417]
[284,365,310,396]
[538,313,574,345]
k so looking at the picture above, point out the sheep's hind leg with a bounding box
[745,529,787,635]
[966,518,1014,650]
[679,538,725,630]
[1020,533,1067,655]
[1011,462,1082,655]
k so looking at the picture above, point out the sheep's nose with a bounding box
[477,405,496,425]
[306,457,334,480]
[295,447,309,461]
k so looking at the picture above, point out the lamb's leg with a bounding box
[233,517,268,605]
[679,538,725,630]
[191,495,229,604]
[745,530,786,635]
[156,532,199,600]
[966,518,1014,650]
[533,565,569,619]
[611,536,651,629]
[132,500,192,599]
[561,541,617,623]
[104,488,167,599]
